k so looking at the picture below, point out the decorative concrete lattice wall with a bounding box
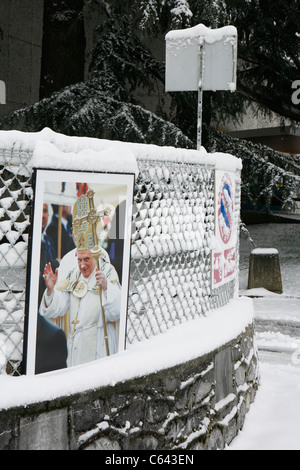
[0,130,259,451]
[0,130,241,376]
[128,158,240,344]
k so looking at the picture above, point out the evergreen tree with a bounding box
[40,0,86,99]
[0,0,299,212]
[224,0,300,121]
[203,124,300,213]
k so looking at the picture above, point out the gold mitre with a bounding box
[72,192,96,252]
[72,189,111,252]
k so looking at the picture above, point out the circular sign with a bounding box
[217,173,234,245]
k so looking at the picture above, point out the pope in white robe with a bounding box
[40,247,121,368]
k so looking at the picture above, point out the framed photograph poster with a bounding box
[24,169,135,375]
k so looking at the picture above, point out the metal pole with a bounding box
[197,87,203,151]
[197,41,204,150]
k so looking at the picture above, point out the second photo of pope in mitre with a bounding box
[39,189,122,369]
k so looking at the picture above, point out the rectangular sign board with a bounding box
[165,24,237,92]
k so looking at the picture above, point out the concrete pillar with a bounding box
[19,409,69,450]
[248,248,283,294]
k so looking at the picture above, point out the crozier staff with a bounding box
[39,191,121,368]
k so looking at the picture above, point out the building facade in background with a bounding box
[0,0,299,155]
[0,0,44,118]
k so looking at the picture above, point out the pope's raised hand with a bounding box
[95,271,107,291]
[43,262,58,295]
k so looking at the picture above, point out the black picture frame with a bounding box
[23,168,134,375]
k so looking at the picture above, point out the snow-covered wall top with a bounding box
[0,298,254,410]
[0,127,242,174]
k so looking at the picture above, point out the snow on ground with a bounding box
[228,352,300,450]
[1,219,299,450]
[228,222,300,450]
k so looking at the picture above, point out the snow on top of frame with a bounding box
[165,23,237,43]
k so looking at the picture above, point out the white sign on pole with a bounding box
[165,24,237,149]
[165,24,237,92]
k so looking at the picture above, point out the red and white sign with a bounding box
[213,252,223,285]
[213,171,237,288]
[217,172,234,245]
[224,247,236,279]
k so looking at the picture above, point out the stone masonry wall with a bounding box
[0,323,259,450]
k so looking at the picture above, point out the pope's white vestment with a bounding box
[40,250,121,368]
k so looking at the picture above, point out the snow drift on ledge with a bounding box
[0,297,254,410]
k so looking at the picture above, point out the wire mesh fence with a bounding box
[0,145,33,375]
[0,139,240,376]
